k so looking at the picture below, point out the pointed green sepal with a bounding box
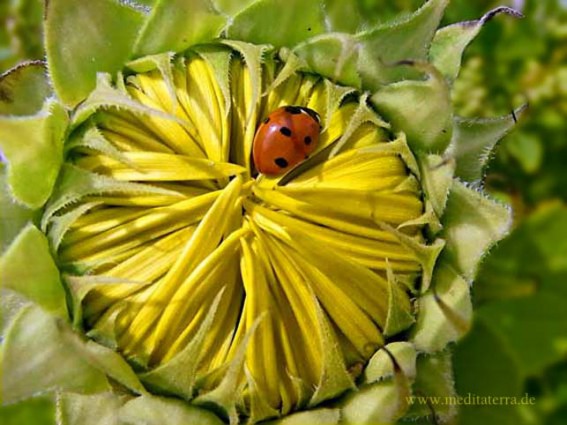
[329,94,389,157]
[194,315,264,425]
[42,164,183,226]
[417,154,455,219]
[450,106,527,182]
[0,224,67,317]
[266,408,340,425]
[265,48,306,96]
[1,305,109,404]
[57,392,126,425]
[227,0,326,48]
[126,53,178,112]
[355,0,449,89]
[140,291,223,399]
[364,342,417,384]
[383,270,415,337]
[441,180,512,280]
[0,99,68,208]
[119,395,225,425]
[377,222,445,293]
[63,272,121,329]
[70,73,184,130]
[371,61,452,153]
[194,46,233,119]
[45,0,146,107]
[0,61,51,116]
[65,125,133,168]
[133,0,226,58]
[341,378,410,425]
[85,300,124,348]
[309,300,356,406]
[58,327,147,395]
[411,262,472,353]
[244,368,280,423]
[404,351,457,423]
[222,40,269,120]
[430,7,523,83]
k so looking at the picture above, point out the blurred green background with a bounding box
[1,0,566,424]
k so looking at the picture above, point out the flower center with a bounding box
[49,49,428,418]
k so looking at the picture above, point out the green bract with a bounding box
[0,1,522,424]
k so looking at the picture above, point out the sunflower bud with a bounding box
[0,1,521,424]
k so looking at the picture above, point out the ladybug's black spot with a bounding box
[274,157,289,168]
[304,136,312,145]
[263,117,270,124]
[279,127,292,137]
[284,106,302,115]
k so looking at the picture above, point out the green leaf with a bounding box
[0,100,68,208]
[371,61,452,153]
[321,0,362,33]
[0,288,28,337]
[355,0,449,89]
[57,392,125,425]
[119,395,224,425]
[1,305,108,404]
[506,132,543,175]
[0,61,51,115]
[454,205,567,423]
[475,203,567,301]
[477,293,567,378]
[0,224,67,318]
[45,0,145,106]
[440,180,512,281]
[430,7,523,83]
[293,33,361,89]
[0,165,37,251]
[227,0,326,48]
[452,320,528,425]
[133,0,226,58]
[0,395,55,425]
[411,262,472,353]
[212,0,255,15]
[7,0,45,62]
[450,106,526,182]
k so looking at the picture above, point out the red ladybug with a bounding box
[253,106,321,175]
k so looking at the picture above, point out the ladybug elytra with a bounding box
[252,106,321,175]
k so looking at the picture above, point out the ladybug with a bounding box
[253,105,321,175]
